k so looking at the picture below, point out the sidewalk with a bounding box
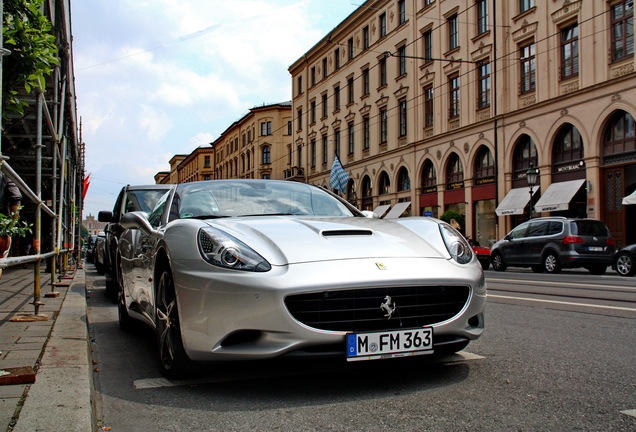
[0,265,92,432]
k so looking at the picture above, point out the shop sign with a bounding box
[475,176,495,186]
[557,163,583,173]
[447,181,464,190]
[422,186,437,194]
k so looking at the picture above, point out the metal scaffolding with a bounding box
[1,0,83,320]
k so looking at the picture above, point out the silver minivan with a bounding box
[490,217,615,274]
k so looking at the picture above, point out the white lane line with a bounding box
[488,294,636,312]
[487,278,636,291]
[621,409,636,418]
[133,351,485,390]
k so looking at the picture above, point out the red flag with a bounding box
[82,174,91,201]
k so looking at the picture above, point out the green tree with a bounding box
[2,0,59,116]
[440,210,465,233]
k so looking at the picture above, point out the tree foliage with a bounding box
[2,0,59,116]
[440,210,465,233]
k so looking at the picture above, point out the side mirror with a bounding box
[120,211,156,236]
[361,210,378,219]
[504,234,512,241]
[98,210,114,223]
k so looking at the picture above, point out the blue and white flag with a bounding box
[329,155,349,193]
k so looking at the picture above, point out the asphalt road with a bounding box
[86,265,636,431]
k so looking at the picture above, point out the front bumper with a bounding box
[172,257,486,361]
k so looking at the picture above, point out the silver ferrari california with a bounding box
[117,179,485,378]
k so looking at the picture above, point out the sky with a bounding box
[73,0,358,218]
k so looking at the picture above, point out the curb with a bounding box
[11,269,93,432]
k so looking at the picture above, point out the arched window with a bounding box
[379,171,391,195]
[362,175,372,198]
[446,153,464,186]
[262,146,271,164]
[397,167,410,191]
[603,110,635,164]
[553,124,584,173]
[474,146,495,179]
[512,135,537,187]
[421,159,437,190]
[346,179,356,202]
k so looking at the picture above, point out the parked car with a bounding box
[116,179,486,378]
[85,234,98,263]
[613,243,636,277]
[490,217,615,275]
[98,184,175,299]
[468,238,491,270]
[94,232,107,274]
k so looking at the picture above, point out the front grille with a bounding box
[285,286,470,332]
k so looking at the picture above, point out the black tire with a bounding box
[615,252,635,277]
[117,256,134,332]
[491,252,506,272]
[586,265,607,276]
[531,265,544,273]
[156,270,192,379]
[543,252,562,274]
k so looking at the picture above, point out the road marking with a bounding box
[133,351,485,390]
[621,409,636,418]
[488,294,636,312]
[487,277,636,291]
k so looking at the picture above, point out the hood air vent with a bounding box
[321,229,373,237]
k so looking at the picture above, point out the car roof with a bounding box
[124,184,175,191]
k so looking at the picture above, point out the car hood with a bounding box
[200,216,450,266]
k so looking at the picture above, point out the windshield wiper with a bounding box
[182,215,230,220]
[240,213,302,217]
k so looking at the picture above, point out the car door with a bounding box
[502,222,529,265]
[525,221,549,264]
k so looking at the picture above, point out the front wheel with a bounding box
[543,252,562,274]
[615,252,635,277]
[491,252,507,272]
[156,270,192,379]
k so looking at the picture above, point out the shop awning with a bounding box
[372,204,391,218]
[534,179,585,213]
[623,190,636,205]
[495,187,538,216]
[384,202,411,219]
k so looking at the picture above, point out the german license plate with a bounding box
[346,328,433,361]
[588,246,603,251]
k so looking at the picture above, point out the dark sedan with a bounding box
[613,243,636,277]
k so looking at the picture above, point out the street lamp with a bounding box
[526,162,539,219]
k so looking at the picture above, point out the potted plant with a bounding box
[0,206,33,256]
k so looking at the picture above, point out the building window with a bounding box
[362,68,370,95]
[311,66,316,86]
[262,174,270,180]
[448,14,458,51]
[603,110,635,160]
[561,24,579,79]
[310,100,316,124]
[288,146,292,165]
[348,122,355,155]
[422,160,436,189]
[322,93,328,118]
[335,48,340,69]
[379,171,391,194]
[322,57,328,79]
[347,77,354,104]
[519,0,535,14]
[512,135,537,185]
[423,30,433,63]
[334,85,340,111]
[348,37,354,60]
[379,56,387,86]
[477,0,489,35]
[553,124,584,172]
[334,129,341,157]
[322,134,328,165]
[287,121,292,135]
[297,76,302,95]
[520,42,536,93]
[297,108,302,131]
[475,146,495,179]
[363,26,370,50]
[262,146,271,164]
[379,12,387,38]
[399,99,407,137]
[449,75,460,119]
[363,116,370,150]
[380,108,388,143]
[204,155,210,168]
[398,0,406,25]
[398,45,407,76]
[478,61,491,109]
[297,145,302,168]
[311,139,316,168]
[424,85,434,127]
[261,121,272,136]
[397,167,410,192]
[446,153,464,186]
[611,1,634,62]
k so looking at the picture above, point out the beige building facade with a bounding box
[288,0,635,248]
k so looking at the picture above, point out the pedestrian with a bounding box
[0,170,22,277]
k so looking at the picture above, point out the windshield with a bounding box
[174,180,359,219]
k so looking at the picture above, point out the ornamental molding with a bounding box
[512,21,538,42]
[551,1,581,25]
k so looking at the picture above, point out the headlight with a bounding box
[198,227,271,272]
[439,223,473,265]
